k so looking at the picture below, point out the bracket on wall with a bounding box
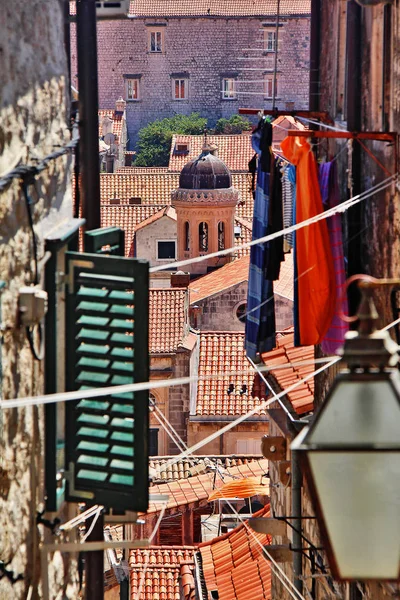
[261,435,286,461]
[278,461,291,486]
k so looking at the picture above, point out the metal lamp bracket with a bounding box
[261,435,287,461]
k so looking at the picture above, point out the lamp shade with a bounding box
[291,371,400,581]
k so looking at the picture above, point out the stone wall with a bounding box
[192,284,293,332]
[168,349,192,454]
[0,2,78,599]
[70,15,310,147]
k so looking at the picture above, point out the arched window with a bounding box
[218,221,225,250]
[184,221,190,251]
[199,222,208,252]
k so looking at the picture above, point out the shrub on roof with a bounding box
[214,114,252,135]
[134,113,207,167]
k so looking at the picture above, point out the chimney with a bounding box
[170,271,190,288]
[115,96,126,113]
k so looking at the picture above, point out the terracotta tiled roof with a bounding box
[169,134,253,172]
[195,332,267,417]
[149,455,262,483]
[99,109,123,141]
[128,0,310,17]
[135,205,177,232]
[261,332,314,415]
[71,0,310,17]
[149,289,188,354]
[197,504,272,600]
[100,203,166,255]
[100,172,179,205]
[129,547,196,600]
[234,217,252,258]
[147,459,268,514]
[189,252,293,304]
[99,172,254,222]
[189,256,250,304]
[117,167,170,173]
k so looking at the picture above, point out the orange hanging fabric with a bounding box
[281,135,336,345]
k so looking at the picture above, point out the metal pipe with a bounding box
[76,0,101,233]
[346,0,363,315]
[309,0,321,112]
[272,0,280,109]
[85,512,104,600]
[291,450,303,596]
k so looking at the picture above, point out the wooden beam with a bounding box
[286,130,397,142]
[238,109,333,123]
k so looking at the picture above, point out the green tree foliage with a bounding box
[214,114,252,134]
[134,113,207,167]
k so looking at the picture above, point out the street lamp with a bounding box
[291,279,400,581]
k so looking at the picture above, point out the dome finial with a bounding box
[202,126,210,153]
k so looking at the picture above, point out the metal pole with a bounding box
[291,450,303,596]
[76,0,101,233]
[309,0,320,113]
[272,0,280,110]
[346,0,362,315]
[85,512,104,600]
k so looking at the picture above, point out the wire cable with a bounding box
[149,173,397,273]
[133,503,167,600]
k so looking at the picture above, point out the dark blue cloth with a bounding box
[245,163,276,359]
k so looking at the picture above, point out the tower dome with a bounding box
[171,142,240,276]
[179,149,232,190]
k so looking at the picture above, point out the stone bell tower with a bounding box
[171,143,239,276]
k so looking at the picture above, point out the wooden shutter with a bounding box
[64,251,149,511]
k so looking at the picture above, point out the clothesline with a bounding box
[150,173,397,273]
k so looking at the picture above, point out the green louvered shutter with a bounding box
[64,251,148,511]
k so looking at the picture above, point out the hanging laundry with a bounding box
[281,164,294,252]
[265,160,284,281]
[281,136,336,346]
[318,161,348,353]
[286,164,300,346]
[246,119,280,359]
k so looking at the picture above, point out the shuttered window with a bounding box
[65,251,149,511]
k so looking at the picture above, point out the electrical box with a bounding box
[19,286,48,326]
[96,0,130,18]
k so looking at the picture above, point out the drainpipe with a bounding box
[77,0,101,233]
[309,0,320,113]
[291,450,303,596]
[346,0,363,315]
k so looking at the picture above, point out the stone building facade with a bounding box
[70,1,311,147]
[1,2,79,598]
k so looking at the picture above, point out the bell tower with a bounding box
[171,143,239,276]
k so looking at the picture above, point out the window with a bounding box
[149,429,159,456]
[218,221,225,250]
[149,29,163,53]
[222,78,237,100]
[157,240,176,260]
[126,78,140,101]
[236,302,247,323]
[199,222,208,252]
[173,78,188,100]
[264,75,277,99]
[264,29,276,52]
[184,221,190,251]
[174,143,189,155]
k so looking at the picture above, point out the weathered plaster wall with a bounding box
[0,2,77,598]
[135,215,177,267]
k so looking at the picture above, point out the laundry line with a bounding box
[0,357,335,411]
[150,173,397,273]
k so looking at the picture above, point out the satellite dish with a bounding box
[104,132,116,146]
